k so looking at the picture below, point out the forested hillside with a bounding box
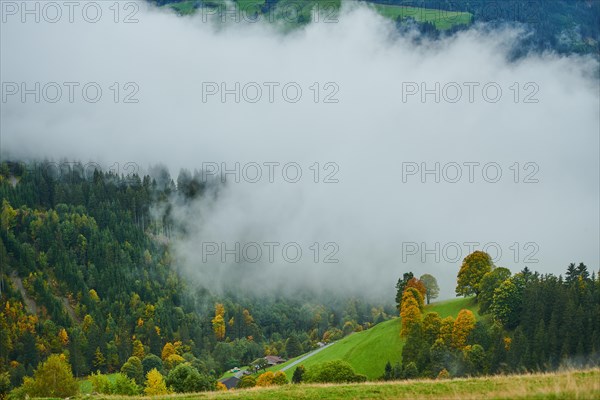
[0,161,392,394]
[0,161,598,397]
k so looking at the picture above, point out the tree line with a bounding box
[389,251,599,380]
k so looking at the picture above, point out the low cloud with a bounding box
[2,2,598,299]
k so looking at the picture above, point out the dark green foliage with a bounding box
[395,272,414,310]
[286,334,303,358]
[111,373,140,395]
[142,354,163,376]
[463,344,486,376]
[120,356,143,385]
[401,362,418,379]
[0,372,10,399]
[478,267,512,314]
[166,363,215,393]
[292,365,305,384]
[383,361,392,381]
[304,360,367,383]
[387,0,600,55]
[237,375,256,388]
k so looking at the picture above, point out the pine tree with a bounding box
[383,361,392,380]
[292,365,305,384]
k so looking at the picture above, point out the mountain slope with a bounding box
[270,297,479,380]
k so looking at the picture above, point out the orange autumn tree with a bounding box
[405,277,427,301]
[452,309,476,349]
[400,288,423,337]
[402,287,425,312]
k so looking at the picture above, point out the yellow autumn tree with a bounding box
[89,289,100,303]
[132,339,145,360]
[211,303,226,341]
[452,309,476,349]
[82,314,94,332]
[256,371,275,387]
[164,354,185,370]
[144,368,169,395]
[215,303,225,317]
[161,342,176,361]
[58,328,69,346]
[400,289,423,337]
[439,316,455,347]
[1,199,17,235]
[402,287,425,311]
[212,315,226,341]
[400,303,422,337]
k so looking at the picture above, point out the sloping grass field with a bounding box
[164,0,472,31]
[81,299,598,400]
[265,297,479,380]
[372,4,472,30]
[92,369,600,399]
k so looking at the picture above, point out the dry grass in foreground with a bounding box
[86,368,600,400]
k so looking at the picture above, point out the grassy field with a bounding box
[91,369,600,399]
[372,4,472,30]
[261,297,479,381]
[163,0,472,30]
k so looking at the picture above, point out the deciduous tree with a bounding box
[17,354,79,397]
[452,309,476,350]
[456,251,493,297]
[144,368,169,395]
[419,274,440,304]
[478,267,512,314]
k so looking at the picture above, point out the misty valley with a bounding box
[0,0,599,399]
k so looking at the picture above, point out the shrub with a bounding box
[304,360,366,383]
[89,371,112,394]
[112,373,140,395]
[88,371,139,395]
[166,363,214,393]
[272,371,288,385]
[237,375,256,388]
[292,365,305,384]
[256,371,275,386]
[437,368,450,379]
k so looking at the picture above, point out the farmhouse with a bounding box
[219,376,240,390]
[265,355,286,366]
